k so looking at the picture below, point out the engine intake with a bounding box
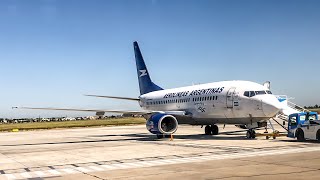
[146,113,178,135]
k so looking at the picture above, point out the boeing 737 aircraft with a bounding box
[17,41,283,139]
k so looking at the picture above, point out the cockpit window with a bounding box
[255,91,266,95]
[244,90,270,97]
[249,91,255,97]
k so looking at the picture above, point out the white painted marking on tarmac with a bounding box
[88,166,104,171]
[110,163,132,169]
[48,169,61,175]
[170,158,193,163]
[146,160,168,165]
[101,164,116,170]
[75,167,93,173]
[20,172,32,178]
[34,171,46,177]
[4,174,16,179]
[61,168,77,174]
[134,161,155,166]
[121,162,145,168]
[1,146,320,180]
[157,159,178,164]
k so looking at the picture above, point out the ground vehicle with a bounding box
[288,112,320,141]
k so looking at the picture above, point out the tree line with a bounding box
[304,105,320,109]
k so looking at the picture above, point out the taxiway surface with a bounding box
[0,124,319,179]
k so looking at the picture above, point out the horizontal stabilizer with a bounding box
[84,94,140,101]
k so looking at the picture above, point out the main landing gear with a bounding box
[204,125,219,135]
[246,129,256,139]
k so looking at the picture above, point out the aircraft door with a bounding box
[226,87,236,108]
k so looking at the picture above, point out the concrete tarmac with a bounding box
[0,124,319,179]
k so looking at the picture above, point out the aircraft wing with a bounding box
[13,107,186,116]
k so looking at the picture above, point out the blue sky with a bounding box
[0,0,319,118]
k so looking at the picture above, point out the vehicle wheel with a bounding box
[205,125,212,135]
[211,125,219,135]
[296,129,305,142]
[317,130,320,142]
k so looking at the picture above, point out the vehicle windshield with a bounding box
[289,116,297,126]
[308,114,317,121]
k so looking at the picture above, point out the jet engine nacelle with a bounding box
[146,113,178,135]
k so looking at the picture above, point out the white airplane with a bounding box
[16,41,283,139]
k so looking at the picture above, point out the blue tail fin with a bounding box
[133,41,163,95]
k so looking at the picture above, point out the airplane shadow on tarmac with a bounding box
[278,139,320,144]
[0,132,258,147]
[88,132,250,141]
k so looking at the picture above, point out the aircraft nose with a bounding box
[262,96,282,117]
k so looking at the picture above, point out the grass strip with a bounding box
[308,108,320,114]
[0,118,145,131]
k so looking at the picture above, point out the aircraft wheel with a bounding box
[246,131,251,139]
[246,129,256,139]
[211,125,219,135]
[251,130,256,139]
[205,125,212,135]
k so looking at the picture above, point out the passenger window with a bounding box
[244,91,249,97]
[266,90,272,94]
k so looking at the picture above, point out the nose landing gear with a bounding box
[246,129,256,139]
[204,125,219,135]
